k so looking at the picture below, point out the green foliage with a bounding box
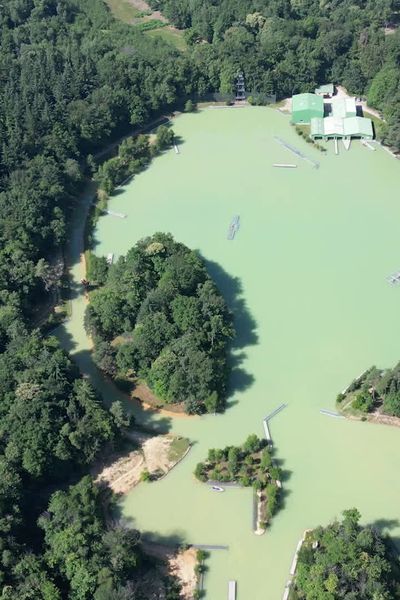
[353,391,374,413]
[155,125,175,151]
[195,436,281,522]
[293,509,400,599]
[184,99,196,112]
[341,363,400,417]
[87,234,234,413]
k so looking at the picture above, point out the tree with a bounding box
[155,126,175,151]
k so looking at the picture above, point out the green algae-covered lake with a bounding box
[58,107,400,599]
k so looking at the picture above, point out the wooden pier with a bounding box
[334,138,339,155]
[228,580,236,600]
[263,418,272,445]
[265,403,287,422]
[193,544,229,551]
[105,210,127,219]
[362,140,376,151]
[274,136,320,168]
[320,409,345,419]
[273,163,297,168]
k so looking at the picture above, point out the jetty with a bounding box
[265,403,287,422]
[174,143,180,154]
[273,163,297,168]
[193,544,229,551]
[106,253,114,265]
[207,480,243,488]
[362,140,376,151]
[228,580,237,600]
[273,136,320,168]
[105,210,127,219]
[263,418,272,445]
[343,137,351,151]
[334,138,339,155]
[227,215,240,240]
[320,409,345,419]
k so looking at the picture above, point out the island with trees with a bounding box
[289,509,400,599]
[85,233,235,414]
[194,434,281,533]
[337,363,400,426]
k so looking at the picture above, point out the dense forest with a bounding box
[86,233,234,414]
[150,0,400,148]
[291,509,400,599]
[0,0,201,597]
[338,363,400,417]
[2,0,400,596]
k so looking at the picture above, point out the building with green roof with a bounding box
[331,97,357,119]
[315,84,335,97]
[291,93,324,124]
[310,116,373,140]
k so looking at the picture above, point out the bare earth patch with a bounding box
[93,432,190,495]
[93,449,145,494]
[133,382,192,417]
[142,543,198,600]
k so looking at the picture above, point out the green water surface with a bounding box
[57,107,400,599]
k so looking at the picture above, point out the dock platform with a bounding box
[193,544,229,551]
[105,210,127,219]
[274,136,320,168]
[228,580,236,600]
[320,409,345,419]
[265,403,287,422]
[263,418,272,445]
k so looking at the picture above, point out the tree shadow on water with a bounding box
[202,257,259,397]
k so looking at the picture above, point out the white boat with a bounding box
[211,485,224,492]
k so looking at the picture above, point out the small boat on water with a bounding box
[227,215,240,240]
[211,486,225,492]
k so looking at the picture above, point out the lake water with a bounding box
[57,107,400,599]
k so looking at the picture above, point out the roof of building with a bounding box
[311,116,373,138]
[331,97,357,119]
[343,116,373,137]
[315,84,334,95]
[292,93,324,114]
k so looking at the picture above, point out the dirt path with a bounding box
[336,85,383,121]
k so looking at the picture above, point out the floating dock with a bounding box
[228,580,237,600]
[362,140,376,151]
[343,137,351,151]
[334,138,339,155]
[320,409,345,419]
[193,544,229,551]
[388,271,400,285]
[227,215,240,240]
[174,144,180,154]
[273,163,297,168]
[207,480,243,488]
[265,403,287,422]
[105,210,127,219]
[106,253,114,265]
[263,418,272,445]
[273,136,320,168]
